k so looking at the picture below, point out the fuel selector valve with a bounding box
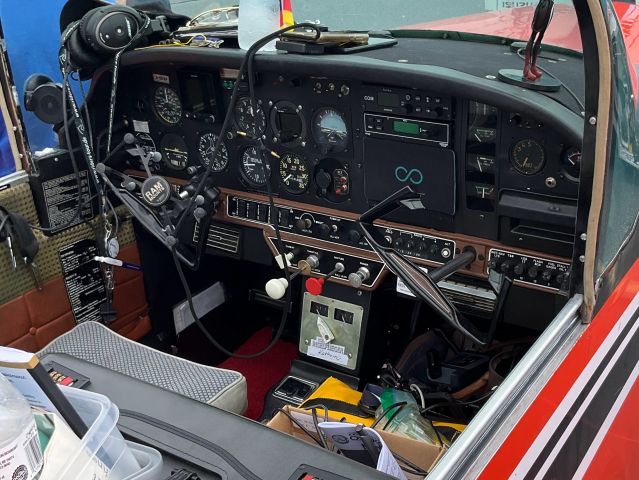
[305,262,345,296]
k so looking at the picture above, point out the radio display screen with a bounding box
[393,120,420,135]
[377,92,400,107]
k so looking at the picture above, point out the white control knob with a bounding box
[265,277,289,300]
[348,267,371,289]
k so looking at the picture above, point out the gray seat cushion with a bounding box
[38,321,247,414]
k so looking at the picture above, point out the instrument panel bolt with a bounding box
[545,177,557,188]
[348,353,353,359]
[589,116,597,125]
[580,233,587,241]
[304,339,309,345]
[579,255,586,263]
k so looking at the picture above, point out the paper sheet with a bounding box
[318,422,407,480]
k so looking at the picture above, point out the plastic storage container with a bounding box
[123,442,163,480]
[0,373,42,480]
[238,0,281,51]
[54,386,142,480]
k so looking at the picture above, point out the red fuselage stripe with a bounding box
[478,258,639,478]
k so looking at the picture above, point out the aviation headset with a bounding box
[60,4,169,77]
[23,74,64,125]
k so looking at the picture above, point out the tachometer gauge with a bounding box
[240,146,270,187]
[279,153,310,194]
[510,138,545,175]
[561,147,581,181]
[153,86,182,124]
[234,97,266,137]
[312,107,348,152]
[197,133,228,172]
[160,134,189,170]
[271,101,306,145]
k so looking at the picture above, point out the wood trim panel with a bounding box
[123,172,571,294]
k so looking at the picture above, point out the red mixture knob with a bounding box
[305,277,325,296]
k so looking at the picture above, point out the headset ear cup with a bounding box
[80,6,144,54]
[67,27,103,73]
[23,75,64,125]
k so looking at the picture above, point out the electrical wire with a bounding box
[167,23,321,358]
[276,408,325,447]
[421,388,497,417]
[370,401,407,429]
[516,48,585,112]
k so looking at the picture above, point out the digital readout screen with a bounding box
[377,92,400,107]
[393,120,420,135]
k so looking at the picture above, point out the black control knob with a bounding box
[295,218,313,231]
[347,229,362,244]
[317,223,331,239]
[514,263,525,276]
[418,242,428,252]
[406,240,416,250]
[393,237,404,248]
[527,265,540,279]
[542,270,554,282]
[488,258,500,271]
[499,262,511,274]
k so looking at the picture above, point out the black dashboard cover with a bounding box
[364,137,456,216]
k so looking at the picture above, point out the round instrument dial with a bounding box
[510,138,546,175]
[160,134,189,170]
[561,147,581,181]
[197,133,228,172]
[312,108,348,152]
[153,86,182,124]
[271,101,306,145]
[234,97,266,137]
[240,146,270,187]
[279,153,310,194]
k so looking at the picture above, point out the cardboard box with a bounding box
[266,406,446,479]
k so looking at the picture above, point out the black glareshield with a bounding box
[356,186,487,345]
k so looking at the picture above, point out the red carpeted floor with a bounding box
[218,327,298,420]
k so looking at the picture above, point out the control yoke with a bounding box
[356,186,491,345]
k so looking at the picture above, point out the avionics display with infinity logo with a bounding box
[363,137,456,216]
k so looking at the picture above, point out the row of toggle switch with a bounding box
[227,196,456,265]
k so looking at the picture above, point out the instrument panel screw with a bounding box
[304,339,309,345]
[589,116,597,125]
[579,255,586,263]
[580,233,587,241]
[348,353,353,359]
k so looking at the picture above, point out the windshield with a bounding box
[164,0,580,51]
